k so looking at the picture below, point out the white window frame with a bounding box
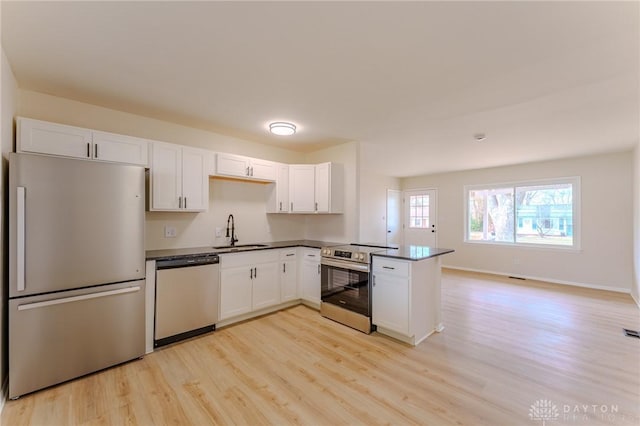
[464,176,581,250]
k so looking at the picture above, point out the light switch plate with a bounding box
[215,227,223,238]
[164,226,177,238]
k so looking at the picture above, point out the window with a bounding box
[409,195,430,228]
[465,177,579,248]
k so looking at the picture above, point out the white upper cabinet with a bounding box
[289,162,343,214]
[215,153,276,182]
[149,141,208,212]
[181,147,209,211]
[17,117,149,166]
[266,163,290,213]
[92,131,149,166]
[289,165,316,213]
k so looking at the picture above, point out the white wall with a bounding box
[303,141,358,244]
[633,142,640,305]
[359,165,401,244]
[1,47,18,402]
[403,151,634,292]
[146,179,306,249]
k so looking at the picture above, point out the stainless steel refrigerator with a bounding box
[8,153,146,399]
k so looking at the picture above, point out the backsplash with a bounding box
[145,178,306,250]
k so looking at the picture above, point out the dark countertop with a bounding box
[372,246,454,261]
[146,240,345,261]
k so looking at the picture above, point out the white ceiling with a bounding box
[2,1,639,177]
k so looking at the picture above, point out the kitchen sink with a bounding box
[212,244,269,252]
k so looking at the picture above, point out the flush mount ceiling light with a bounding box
[474,133,487,142]
[269,122,296,136]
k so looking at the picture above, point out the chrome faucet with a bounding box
[226,214,238,246]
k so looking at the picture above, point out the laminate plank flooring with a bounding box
[2,269,639,425]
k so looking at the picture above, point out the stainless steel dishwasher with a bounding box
[154,253,219,347]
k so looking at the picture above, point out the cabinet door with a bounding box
[276,164,290,212]
[92,131,149,166]
[315,163,330,213]
[281,259,298,302]
[289,165,316,213]
[372,273,410,335]
[249,158,276,181]
[181,147,209,211]
[252,262,280,310]
[216,153,249,178]
[150,142,182,210]
[300,250,321,303]
[18,117,92,159]
[220,267,253,320]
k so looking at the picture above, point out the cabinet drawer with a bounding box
[220,249,279,269]
[280,248,297,260]
[372,257,410,277]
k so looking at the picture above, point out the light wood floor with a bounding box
[2,269,639,426]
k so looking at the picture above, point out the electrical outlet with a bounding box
[215,227,223,238]
[164,226,177,238]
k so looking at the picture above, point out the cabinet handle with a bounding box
[286,253,294,257]
[279,201,282,211]
[184,197,187,209]
[246,166,250,176]
[254,267,257,278]
[250,167,254,176]
[87,143,91,158]
[283,263,286,273]
[178,196,182,209]
[315,202,318,211]
[291,202,293,211]
[317,264,321,274]
[94,143,99,158]
[372,274,376,286]
[250,268,253,279]
[383,266,395,270]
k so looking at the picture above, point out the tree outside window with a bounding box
[466,178,578,248]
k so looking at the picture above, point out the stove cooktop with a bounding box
[320,243,397,264]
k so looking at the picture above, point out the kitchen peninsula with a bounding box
[371,246,454,345]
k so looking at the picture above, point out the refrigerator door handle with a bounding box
[16,187,26,292]
[17,286,141,311]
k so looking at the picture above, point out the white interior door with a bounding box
[386,189,402,246]
[403,189,437,247]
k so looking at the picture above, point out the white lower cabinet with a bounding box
[219,267,253,319]
[219,250,280,320]
[252,262,280,310]
[300,249,321,305]
[372,256,441,346]
[280,249,298,302]
[372,268,410,335]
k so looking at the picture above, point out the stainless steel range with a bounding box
[320,244,390,334]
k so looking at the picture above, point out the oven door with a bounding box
[321,258,370,316]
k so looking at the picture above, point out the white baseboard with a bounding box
[442,265,631,294]
[631,291,640,309]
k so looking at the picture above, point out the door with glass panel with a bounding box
[403,189,437,247]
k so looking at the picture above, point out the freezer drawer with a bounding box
[155,263,219,343]
[9,280,145,399]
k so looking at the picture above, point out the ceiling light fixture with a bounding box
[474,133,486,142]
[269,122,296,136]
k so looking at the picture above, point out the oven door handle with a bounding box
[321,258,370,272]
